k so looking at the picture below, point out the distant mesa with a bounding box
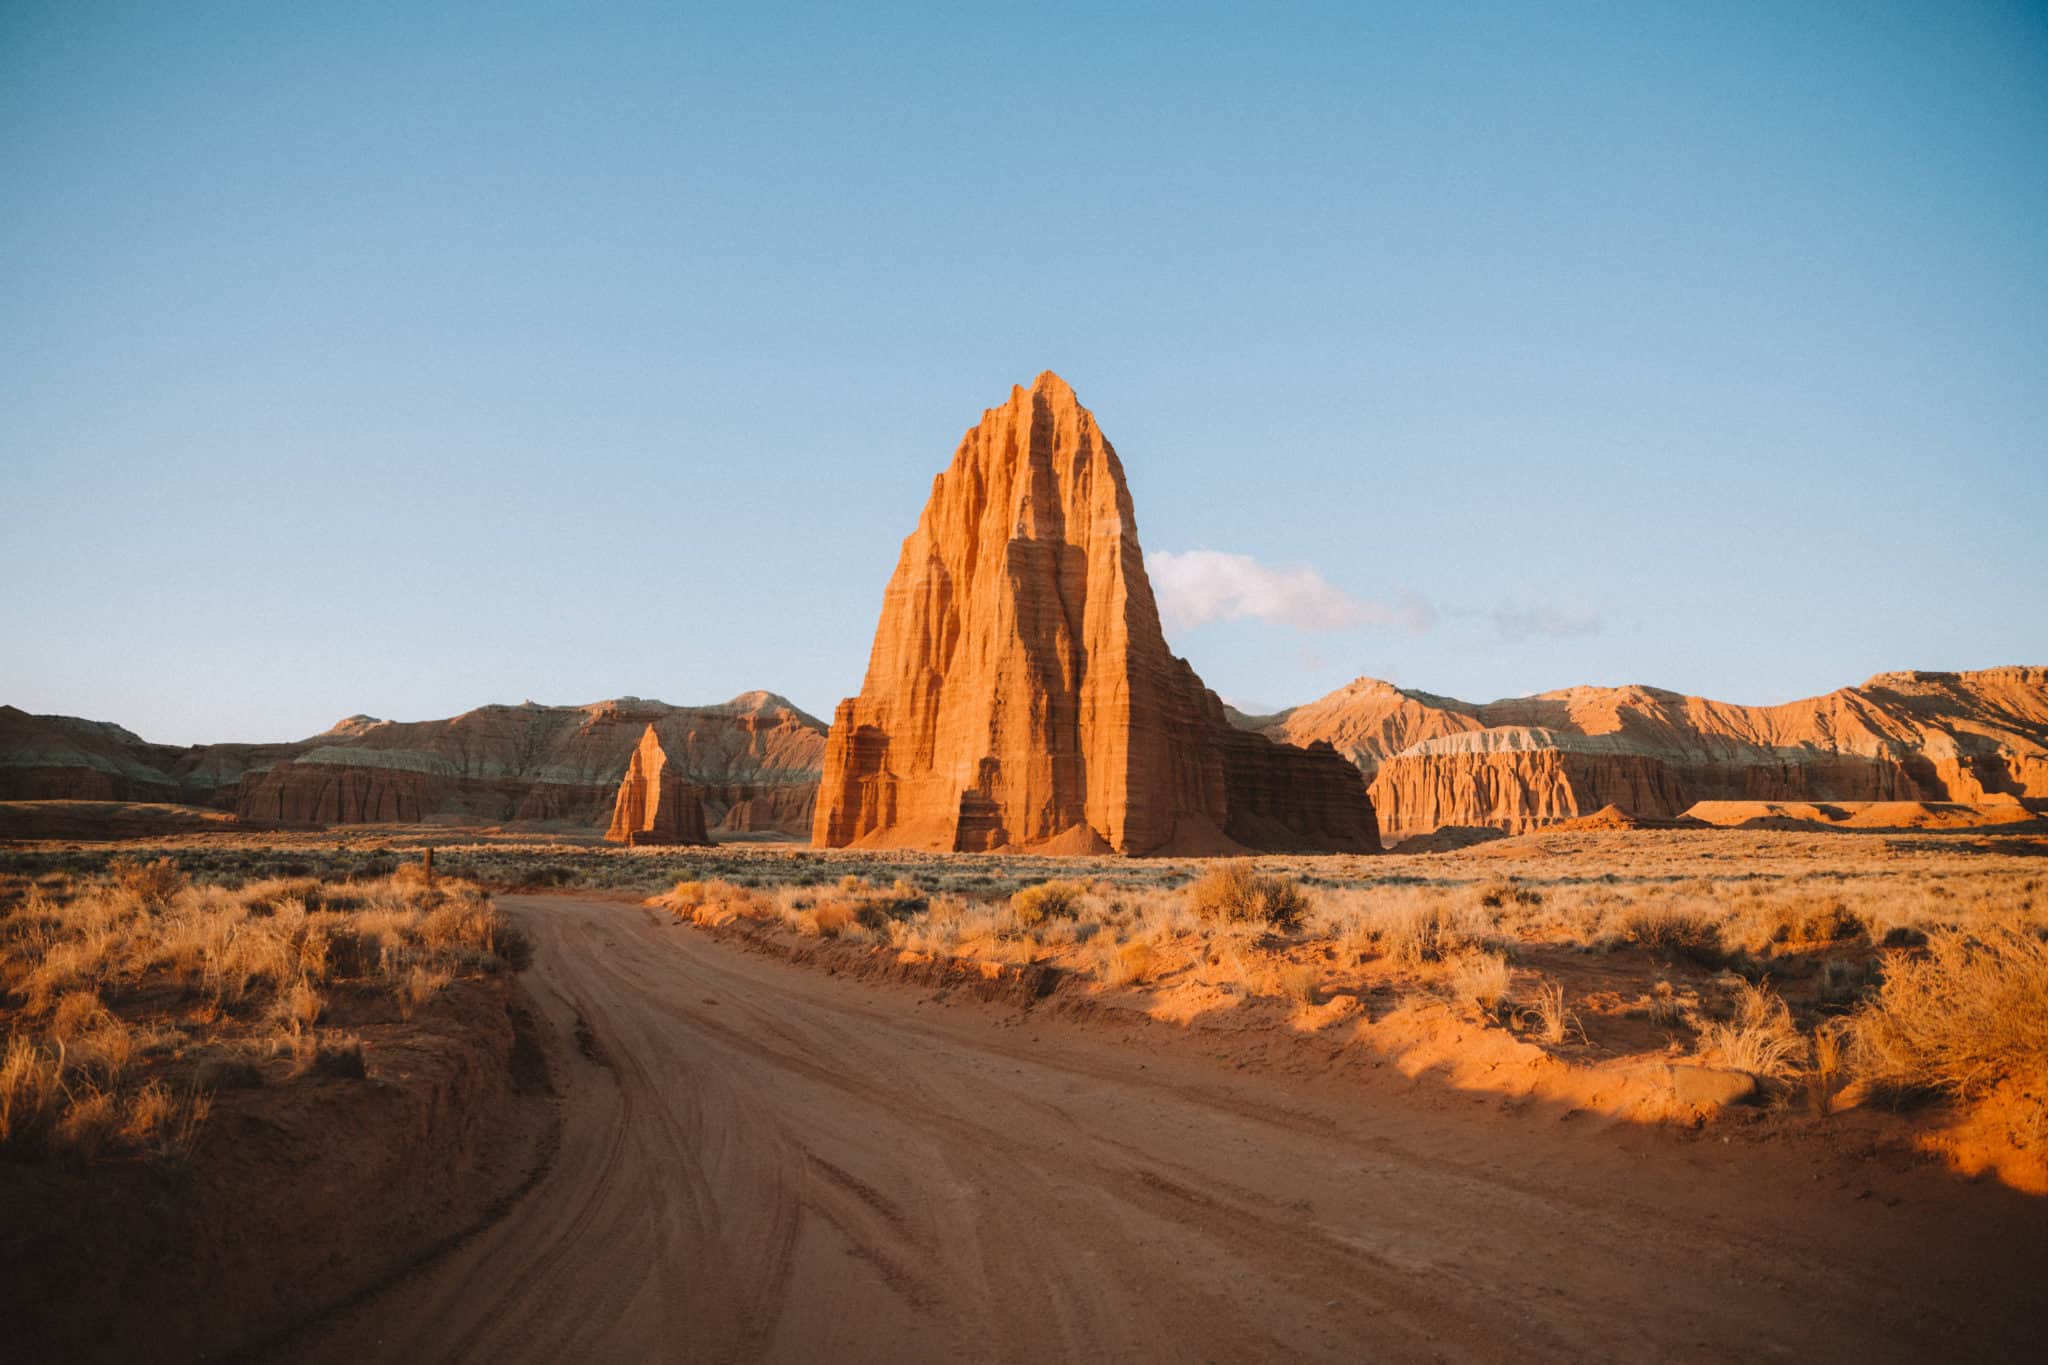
[0,694,826,839]
[605,725,710,846]
[1251,667,2048,845]
[811,371,1380,856]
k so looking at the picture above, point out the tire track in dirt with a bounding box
[284,894,2046,1364]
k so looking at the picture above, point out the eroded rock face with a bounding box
[1253,669,2048,844]
[0,693,826,836]
[812,371,1379,856]
[605,725,710,846]
[0,705,301,808]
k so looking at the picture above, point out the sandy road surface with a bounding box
[288,894,2044,1363]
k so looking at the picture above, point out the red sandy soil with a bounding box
[281,893,2045,1364]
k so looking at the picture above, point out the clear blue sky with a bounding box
[4,1,2044,744]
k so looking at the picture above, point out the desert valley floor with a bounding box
[3,822,2046,1362]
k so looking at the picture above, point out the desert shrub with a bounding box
[1695,982,1805,1081]
[661,879,768,923]
[1375,901,1471,965]
[109,856,186,908]
[1445,950,1513,1018]
[795,900,858,938]
[1755,894,1866,949]
[1186,862,1310,929]
[838,878,929,930]
[1103,940,1155,988]
[1622,907,1725,967]
[1849,926,2048,1101]
[1011,880,1087,928]
[1477,877,1543,910]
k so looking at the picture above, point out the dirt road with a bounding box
[288,894,2043,1363]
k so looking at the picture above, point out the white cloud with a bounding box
[1146,550,1433,635]
[1492,604,1602,642]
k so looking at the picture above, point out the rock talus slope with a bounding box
[1256,669,2048,843]
[812,372,1378,856]
[604,725,711,846]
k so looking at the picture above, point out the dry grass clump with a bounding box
[0,866,525,1163]
[1186,862,1310,930]
[658,875,945,944]
[1444,950,1513,1018]
[1359,899,1487,965]
[1848,926,2048,1102]
[1621,906,1724,967]
[1765,895,1865,947]
[1695,982,1806,1082]
[1526,980,1580,1045]
[1102,940,1155,988]
[659,879,770,925]
[1810,1019,1852,1115]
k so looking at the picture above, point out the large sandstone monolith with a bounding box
[605,725,711,846]
[812,371,1379,856]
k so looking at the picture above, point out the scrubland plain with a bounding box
[5,824,2046,1361]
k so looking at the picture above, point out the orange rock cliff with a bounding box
[811,371,1380,856]
[1252,668,2048,844]
[604,724,711,846]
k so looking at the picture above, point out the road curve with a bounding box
[288,894,2043,1363]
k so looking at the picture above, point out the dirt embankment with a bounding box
[0,980,555,1363]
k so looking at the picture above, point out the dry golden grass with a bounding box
[1526,980,1579,1045]
[0,860,525,1163]
[12,827,2046,1169]
[1849,926,2048,1101]
[1444,950,1514,1018]
[1695,982,1807,1083]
